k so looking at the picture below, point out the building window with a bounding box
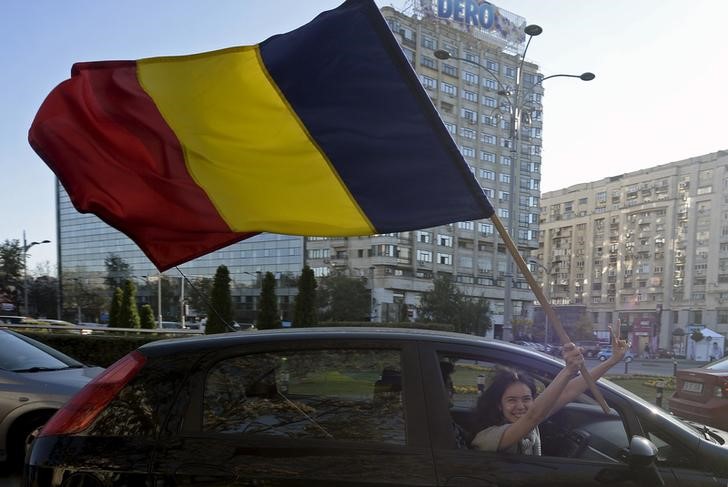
[307,248,329,259]
[486,59,498,71]
[461,108,477,122]
[482,96,497,108]
[480,152,496,164]
[443,121,456,135]
[481,133,496,145]
[458,221,475,231]
[463,71,478,84]
[438,234,453,247]
[460,146,475,158]
[420,55,437,69]
[419,75,436,90]
[437,253,452,265]
[498,208,509,219]
[483,78,497,90]
[421,35,436,50]
[463,90,478,103]
[460,127,476,140]
[417,231,432,243]
[443,63,458,77]
[417,250,432,263]
[441,82,457,96]
[479,222,493,235]
[499,173,511,184]
[504,65,516,78]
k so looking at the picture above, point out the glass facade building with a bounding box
[57,182,303,323]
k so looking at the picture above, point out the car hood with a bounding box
[2,366,104,392]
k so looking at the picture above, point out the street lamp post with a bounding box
[22,231,51,316]
[528,258,555,346]
[435,27,593,341]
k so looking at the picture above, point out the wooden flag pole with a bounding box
[491,214,610,413]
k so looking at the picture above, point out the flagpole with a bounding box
[490,214,610,413]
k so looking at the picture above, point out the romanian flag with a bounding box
[29,0,494,271]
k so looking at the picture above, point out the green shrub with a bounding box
[20,332,163,367]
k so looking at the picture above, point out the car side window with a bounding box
[437,353,631,461]
[202,349,406,444]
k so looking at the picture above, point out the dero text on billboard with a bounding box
[437,0,494,29]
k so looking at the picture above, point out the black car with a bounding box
[24,328,728,486]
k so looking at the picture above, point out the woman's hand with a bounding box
[561,342,584,375]
[608,325,629,363]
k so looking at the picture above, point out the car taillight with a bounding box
[39,351,147,437]
[714,379,728,398]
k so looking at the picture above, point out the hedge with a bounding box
[20,332,163,367]
[20,322,458,367]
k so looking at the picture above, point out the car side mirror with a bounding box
[627,436,664,486]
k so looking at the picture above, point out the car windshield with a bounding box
[705,356,728,371]
[0,330,82,372]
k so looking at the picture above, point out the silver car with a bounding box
[0,328,103,466]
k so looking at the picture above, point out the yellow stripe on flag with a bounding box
[137,47,374,235]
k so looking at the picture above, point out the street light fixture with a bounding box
[22,231,51,316]
[434,25,593,341]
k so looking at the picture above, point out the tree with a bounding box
[104,254,132,292]
[206,265,233,334]
[140,304,156,329]
[257,272,280,329]
[293,266,317,327]
[118,280,140,329]
[570,313,596,341]
[418,274,460,324]
[186,277,213,316]
[317,272,370,322]
[29,275,58,318]
[109,287,123,326]
[418,274,491,336]
[0,239,23,310]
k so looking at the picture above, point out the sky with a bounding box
[2,0,727,274]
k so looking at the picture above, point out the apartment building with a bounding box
[536,150,728,352]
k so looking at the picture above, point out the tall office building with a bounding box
[57,2,543,331]
[536,150,728,353]
[305,3,543,334]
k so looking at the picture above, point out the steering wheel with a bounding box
[562,428,591,458]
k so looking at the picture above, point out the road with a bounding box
[592,357,694,377]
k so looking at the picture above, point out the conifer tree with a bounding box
[206,265,232,334]
[293,266,317,327]
[118,280,140,329]
[109,286,123,327]
[257,272,280,329]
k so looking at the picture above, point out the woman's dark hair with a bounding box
[471,367,538,432]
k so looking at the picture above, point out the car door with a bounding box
[152,338,437,486]
[418,341,684,486]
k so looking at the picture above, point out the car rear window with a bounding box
[203,348,406,444]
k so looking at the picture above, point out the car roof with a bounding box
[138,327,554,360]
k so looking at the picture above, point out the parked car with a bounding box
[669,355,728,430]
[576,340,608,358]
[597,346,635,362]
[24,328,728,486]
[0,328,104,467]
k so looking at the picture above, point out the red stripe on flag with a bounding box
[29,61,255,270]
